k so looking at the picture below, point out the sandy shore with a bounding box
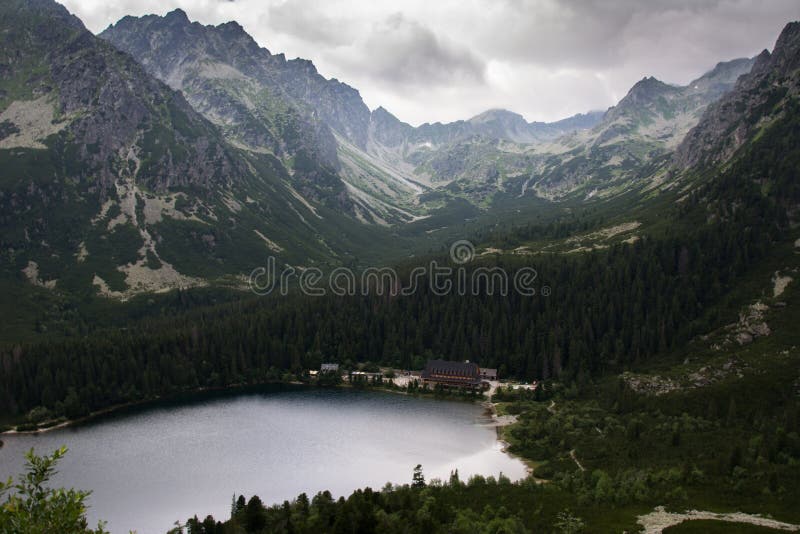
[480,398,541,478]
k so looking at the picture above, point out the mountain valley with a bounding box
[1,3,800,533]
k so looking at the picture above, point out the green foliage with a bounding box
[412,464,426,488]
[0,447,108,534]
[554,509,585,533]
[193,474,544,534]
[0,208,779,419]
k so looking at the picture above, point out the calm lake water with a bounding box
[0,387,527,534]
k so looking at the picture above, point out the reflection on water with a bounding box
[0,387,526,534]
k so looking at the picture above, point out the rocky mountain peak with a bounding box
[164,8,189,23]
[690,58,754,86]
[217,20,249,37]
[624,76,678,103]
[600,76,678,128]
[103,10,372,149]
[675,21,800,170]
[370,106,407,129]
[469,109,527,126]
[368,106,412,147]
[772,21,800,71]
[749,49,773,77]
[9,0,86,30]
[372,106,393,118]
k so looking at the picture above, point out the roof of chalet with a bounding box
[421,360,481,384]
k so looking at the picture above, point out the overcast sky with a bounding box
[62,0,800,125]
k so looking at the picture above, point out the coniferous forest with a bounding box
[0,216,776,421]
[2,108,794,422]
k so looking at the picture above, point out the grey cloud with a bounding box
[60,0,800,124]
[472,0,798,71]
[346,12,486,88]
[265,1,355,46]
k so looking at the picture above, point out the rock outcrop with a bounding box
[675,22,800,169]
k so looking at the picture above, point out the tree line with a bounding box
[2,99,797,423]
[0,214,777,422]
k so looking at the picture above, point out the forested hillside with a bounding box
[1,14,798,436]
[0,138,793,420]
[167,270,800,533]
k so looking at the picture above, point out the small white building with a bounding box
[320,363,340,373]
[350,371,383,380]
[480,368,498,380]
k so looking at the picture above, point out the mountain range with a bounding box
[1,0,799,307]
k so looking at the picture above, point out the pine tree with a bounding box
[412,464,425,488]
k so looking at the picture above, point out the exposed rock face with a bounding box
[526,57,756,199]
[101,10,367,156]
[707,301,773,350]
[369,107,604,149]
[0,0,246,196]
[622,372,681,396]
[368,106,415,148]
[277,57,371,149]
[0,0,373,299]
[380,55,749,198]
[100,10,355,208]
[675,22,800,169]
[100,9,611,217]
[597,60,756,150]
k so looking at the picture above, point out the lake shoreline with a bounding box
[480,399,535,477]
[1,387,527,534]
[1,381,310,435]
[2,380,528,484]
[2,380,486,436]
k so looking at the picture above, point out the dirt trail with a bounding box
[545,401,586,472]
[484,380,500,400]
[569,449,586,472]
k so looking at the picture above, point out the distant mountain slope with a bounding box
[369,107,604,148]
[100,10,608,218]
[600,58,757,150]
[99,11,356,207]
[358,58,752,206]
[525,57,756,199]
[2,1,790,308]
[0,0,244,194]
[104,7,755,216]
[362,59,754,203]
[101,10,432,223]
[104,10,372,151]
[0,0,390,301]
[676,22,800,169]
